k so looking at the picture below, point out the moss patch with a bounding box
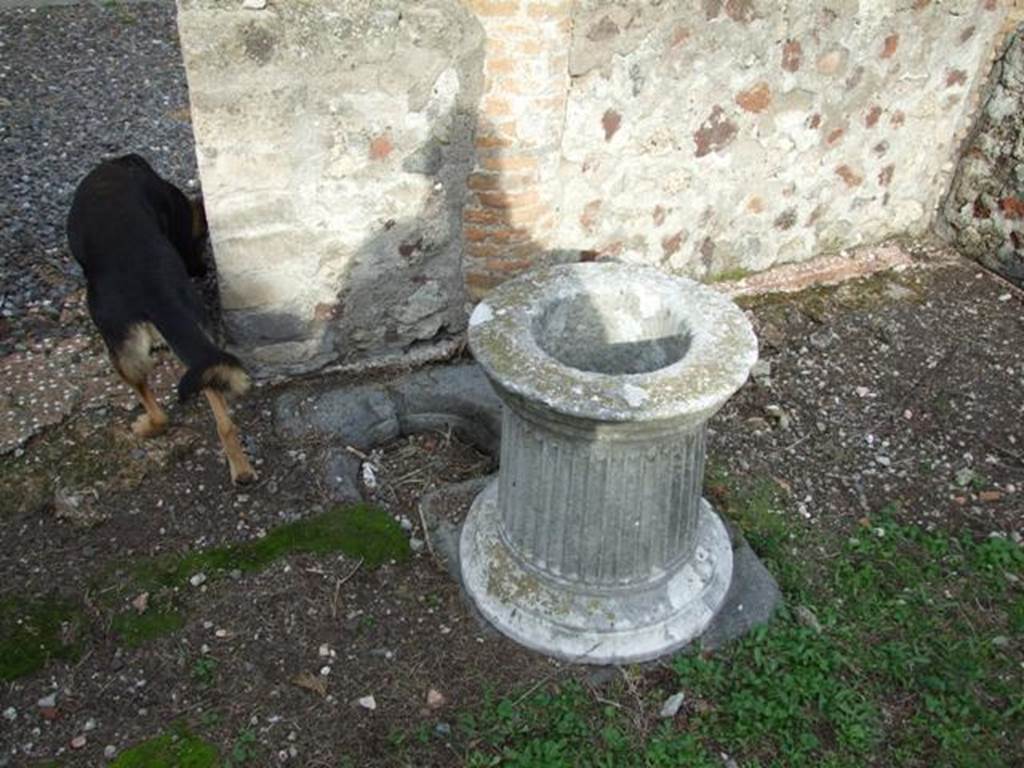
[0,595,83,681]
[112,608,187,649]
[128,503,406,595]
[111,728,218,768]
[107,504,406,646]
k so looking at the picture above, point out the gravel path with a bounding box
[0,0,195,350]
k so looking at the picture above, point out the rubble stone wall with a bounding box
[178,0,1011,373]
[943,17,1024,286]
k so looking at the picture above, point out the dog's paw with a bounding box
[132,414,168,438]
[231,467,258,486]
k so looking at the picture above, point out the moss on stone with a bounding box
[0,595,83,681]
[111,728,219,768]
[706,266,754,284]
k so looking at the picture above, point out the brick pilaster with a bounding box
[463,0,572,299]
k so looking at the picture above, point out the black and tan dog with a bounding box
[67,154,256,484]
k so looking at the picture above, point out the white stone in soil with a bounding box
[658,692,685,719]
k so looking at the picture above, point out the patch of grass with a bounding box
[111,727,218,768]
[674,618,879,764]
[111,608,187,649]
[422,503,1023,767]
[452,681,717,768]
[0,595,83,681]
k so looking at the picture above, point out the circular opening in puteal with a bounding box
[532,287,692,375]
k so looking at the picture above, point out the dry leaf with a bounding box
[290,671,327,697]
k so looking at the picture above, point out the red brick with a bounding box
[464,206,507,225]
[476,189,541,209]
[485,57,517,75]
[878,164,895,187]
[671,26,691,48]
[782,40,802,72]
[835,164,863,187]
[736,82,772,113]
[369,134,393,160]
[485,257,535,272]
[693,105,738,158]
[602,109,622,141]
[466,242,503,259]
[481,96,512,116]
[1000,197,1024,219]
[881,33,899,59]
[662,230,685,257]
[475,134,515,150]
[580,199,602,232]
[724,0,755,23]
[480,154,539,173]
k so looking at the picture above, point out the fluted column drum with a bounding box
[460,262,758,664]
[497,410,706,587]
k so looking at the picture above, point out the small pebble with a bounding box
[659,692,685,718]
[357,695,376,711]
[189,573,207,587]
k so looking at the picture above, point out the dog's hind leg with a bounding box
[203,389,256,485]
[128,380,169,438]
[113,323,168,438]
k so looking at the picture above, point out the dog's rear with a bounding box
[67,155,255,483]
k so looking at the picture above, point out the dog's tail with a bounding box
[177,350,251,403]
[146,298,251,403]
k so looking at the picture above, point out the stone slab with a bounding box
[274,363,502,502]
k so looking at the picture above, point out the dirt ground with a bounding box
[1,248,1022,766]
